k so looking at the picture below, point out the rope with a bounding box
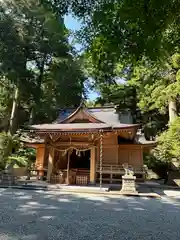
[47,144,96,156]
[99,131,103,189]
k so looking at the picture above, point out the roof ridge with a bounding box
[59,104,105,124]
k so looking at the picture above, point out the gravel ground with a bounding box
[0,189,180,240]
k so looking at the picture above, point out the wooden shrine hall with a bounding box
[26,104,154,186]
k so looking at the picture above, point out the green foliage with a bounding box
[144,152,168,179]
[0,131,36,169]
[154,117,180,162]
[85,100,101,107]
[97,84,137,109]
[0,0,87,168]
[11,147,36,168]
[70,0,180,60]
[172,53,180,69]
[67,1,180,165]
[0,0,86,132]
[0,132,20,169]
[127,54,180,120]
[0,78,13,122]
[144,152,168,170]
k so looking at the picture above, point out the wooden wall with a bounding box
[96,133,143,168]
[118,145,143,167]
[96,133,118,165]
[34,133,144,173]
[102,134,118,165]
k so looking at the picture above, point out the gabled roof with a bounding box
[55,105,132,124]
[29,104,140,134]
[89,107,120,124]
[56,103,104,124]
[30,123,138,132]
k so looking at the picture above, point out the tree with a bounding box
[67,1,180,101]
[0,0,87,167]
[35,57,86,123]
[128,54,180,123]
[0,0,86,131]
[154,117,180,165]
[0,1,35,134]
[68,0,180,60]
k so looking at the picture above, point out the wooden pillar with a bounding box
[66,151,70,185]
[35,144,46,180]
[140,146,144,167]
[90,146,96,185]
[47,147,54,183]
[140,146,145,180]
[99,131,103,189]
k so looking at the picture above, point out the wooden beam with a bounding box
[54,142,94,147]
[90,146,96,184]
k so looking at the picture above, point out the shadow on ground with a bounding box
[0,188,180,240]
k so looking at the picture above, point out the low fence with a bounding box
[12,167,28,177]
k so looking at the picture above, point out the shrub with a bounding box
[0,131,36,170]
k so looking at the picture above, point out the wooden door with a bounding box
[129,149,142,167]
[118,148,129,165]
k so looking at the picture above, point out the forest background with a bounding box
[0,0,180,176]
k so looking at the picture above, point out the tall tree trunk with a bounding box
[168,100,177,124]
[30,55,46,124]
[28,105,36,125]
[9,87,19,135]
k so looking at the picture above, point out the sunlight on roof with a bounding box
[57,198,70,202]
[14,192,26,195]
[113,208,124,211]
[43,194,55,199]
[40,215,56,220]
[16,195,32,200]
[27,201,39,205]
[85,196,109,202]
[46,205,59,210]
[133,207,146,211]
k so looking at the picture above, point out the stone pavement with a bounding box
[1,180,161,198]
[2,179,180,199]
[0,188,180,240]
[151,188,180,200]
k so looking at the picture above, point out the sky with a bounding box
[64,15,99,101]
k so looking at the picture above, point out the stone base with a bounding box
[120,175,138,194]
[166,171,180,186]
[0,174,15,186]
[89,180,96,185]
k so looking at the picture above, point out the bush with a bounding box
[144,152,169,179]
[0,131,36,170]
[154,117,180,165]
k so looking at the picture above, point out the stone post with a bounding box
[120,163,138,194]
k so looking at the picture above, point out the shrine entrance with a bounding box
[70,150,90,169]
[68,149,90,185]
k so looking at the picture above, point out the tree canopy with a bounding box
[0,0,87,133]
[1,0,180,169]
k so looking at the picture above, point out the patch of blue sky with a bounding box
[64,15,125,100]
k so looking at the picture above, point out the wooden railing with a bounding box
[96,164,145,175]
[96,164,145,183]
